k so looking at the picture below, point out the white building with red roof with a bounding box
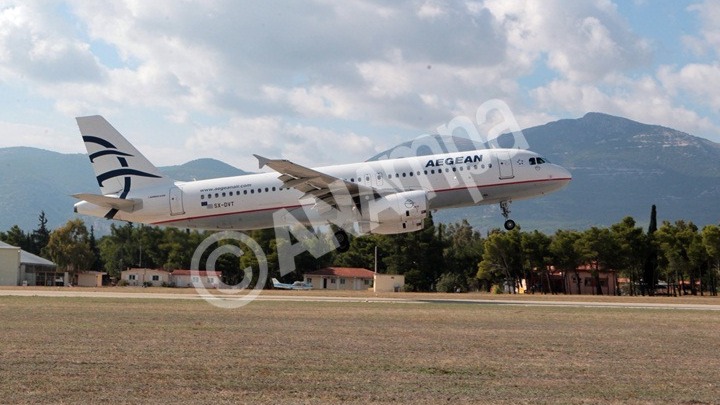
[304,267,376,290]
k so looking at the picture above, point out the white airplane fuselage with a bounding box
[75,147,571,232]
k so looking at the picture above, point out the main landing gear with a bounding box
[500,200,516,231]
[334,229,350,253]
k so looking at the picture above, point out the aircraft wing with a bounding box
[255,155,379,208]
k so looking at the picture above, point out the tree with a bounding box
[31,211,51,257]
[521,230,553,293]
[702,225,720,296]
[575,227,619,295]
[656,220,699,296]
[1,225,32,252]
[45,219,94,283]
[477,229,522,293]
[549,230,582,294]
[443,220,484,291]
[642,205,659,295]
[610,217,646,296]
[88,226,104,272]
[99,223,139,278]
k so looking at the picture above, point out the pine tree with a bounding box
[31,211,51,257]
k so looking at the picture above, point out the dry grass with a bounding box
[1,296,719,404]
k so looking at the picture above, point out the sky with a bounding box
[0,0,719,170]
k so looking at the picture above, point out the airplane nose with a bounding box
[557,164,572,180]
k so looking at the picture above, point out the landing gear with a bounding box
[500,201,516,231]
[334,229,350,253]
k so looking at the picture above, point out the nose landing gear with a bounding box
[500,200,516,231]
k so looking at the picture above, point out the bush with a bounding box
[436,272,466,293]
[117,279,129,287]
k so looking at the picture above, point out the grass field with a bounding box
[1,294,719,404]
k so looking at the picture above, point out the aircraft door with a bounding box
[169,186,185,216]
[497,151,515,179]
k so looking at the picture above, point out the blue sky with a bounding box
[0,0,718,170]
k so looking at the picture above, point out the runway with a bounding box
[2,288,720,311]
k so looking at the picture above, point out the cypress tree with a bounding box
[642,205,658,295]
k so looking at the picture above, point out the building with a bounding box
[373,274,405,293]
[121,268,171,287]
[77,271,107,287]
[0,241,58,286]
[170,270,221,288]
[0,243,20,286]
[304,267,376,290]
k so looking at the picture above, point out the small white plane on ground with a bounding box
[73,116,571,251]
[271,278,313,290]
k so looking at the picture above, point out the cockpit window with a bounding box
[530,156,548,165]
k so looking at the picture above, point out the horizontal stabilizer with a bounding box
[72,193,142,212]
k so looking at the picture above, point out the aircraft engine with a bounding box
[359,190,429,235]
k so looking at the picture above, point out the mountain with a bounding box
[1,112,718,233]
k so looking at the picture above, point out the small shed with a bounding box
[77,271,107,287]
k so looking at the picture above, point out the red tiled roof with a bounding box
[304,267,375,279]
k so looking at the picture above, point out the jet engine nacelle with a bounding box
[359,190,429,235]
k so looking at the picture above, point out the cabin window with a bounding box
[201,194,205,200]
[265,187,269,192]
[222,192,226,197]
[408,172,413,177]
[215,193,219,198]
[272,187,276,191]
[243,190,248,195]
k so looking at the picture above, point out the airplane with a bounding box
[73,115,571,252]
[271,278,313,290]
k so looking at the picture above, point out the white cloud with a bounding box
[0,3,103,83]
[485,0,652,82]
[0,120,80,153]
[686,0,720,57]
[184,115,377,170]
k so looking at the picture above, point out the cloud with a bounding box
[484,0,652,82]
[0,3,103,83]
[185,116,376,169]
[686,0,720,57]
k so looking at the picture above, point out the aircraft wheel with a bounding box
[334,230,350,253]
[504,219,516,231]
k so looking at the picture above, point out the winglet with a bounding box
[254,154,270,169]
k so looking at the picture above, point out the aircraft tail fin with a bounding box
[76,115,173,196]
